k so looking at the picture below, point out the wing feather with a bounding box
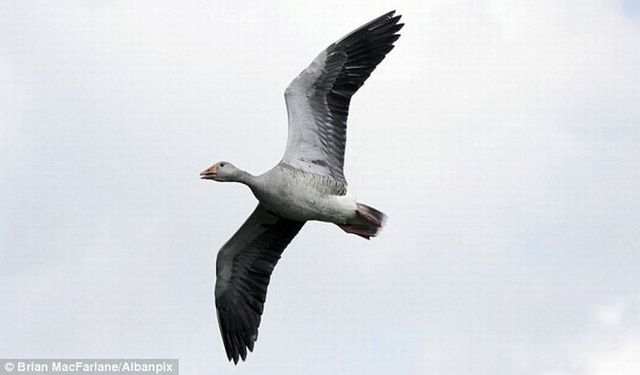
[215,204,305,364]
[282,11,404,187]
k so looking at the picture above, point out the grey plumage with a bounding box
[282,10,404,186]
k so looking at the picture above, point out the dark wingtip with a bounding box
[377,11,401,27]
[222,331,257,365]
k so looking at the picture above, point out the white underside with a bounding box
[250,166,357,223]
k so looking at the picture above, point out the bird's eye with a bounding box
[220,163,225,167]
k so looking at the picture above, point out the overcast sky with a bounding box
[1,1,639,374]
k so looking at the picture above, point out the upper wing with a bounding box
[282,11,403,186]
[214,204,305,364]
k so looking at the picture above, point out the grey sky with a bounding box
[1,1,639,374]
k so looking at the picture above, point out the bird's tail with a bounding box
[337,203,387,240]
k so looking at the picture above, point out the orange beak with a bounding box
[200,165,218,180]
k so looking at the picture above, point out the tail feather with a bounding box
[356,203,387,228]
[337,203,387,239]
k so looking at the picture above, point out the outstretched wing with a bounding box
[214,204,305,364]
[281,11,403,186]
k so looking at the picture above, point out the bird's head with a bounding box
[200,161,240,182]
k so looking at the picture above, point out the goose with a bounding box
[201,11,403,363]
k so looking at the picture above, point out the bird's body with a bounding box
[251,164,356,223]
[201,11,403,363]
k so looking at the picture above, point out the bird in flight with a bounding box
[201,11,403,363]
